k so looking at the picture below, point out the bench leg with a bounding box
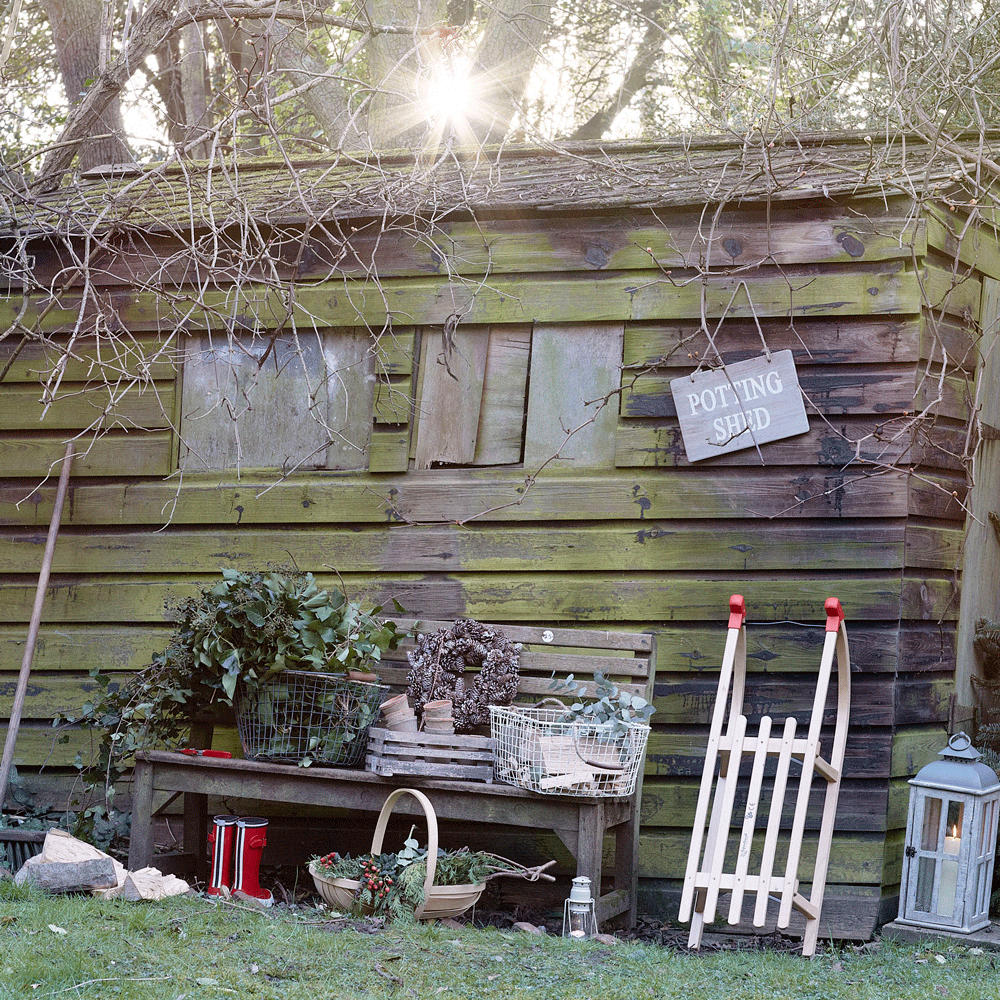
[609,810,640,930]
[128,759,155,871]
[184,790,209,886]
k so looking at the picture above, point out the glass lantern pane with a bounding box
[915,855,935,912]
[946,800,964,844]
[979,800,996,855]
[920,797,942,852]
[937,858,959,917]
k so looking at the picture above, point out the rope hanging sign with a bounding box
[669,349,809,462]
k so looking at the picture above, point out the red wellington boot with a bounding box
[232,816,274,906]
[207,815,238,897]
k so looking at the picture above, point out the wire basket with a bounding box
[236,670,386,766]
[490,705,650,797]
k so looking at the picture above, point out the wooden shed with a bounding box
[2,133,999,940]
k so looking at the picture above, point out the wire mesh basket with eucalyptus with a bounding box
[235,671,386,767]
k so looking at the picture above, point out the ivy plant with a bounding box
[57,569,404,799]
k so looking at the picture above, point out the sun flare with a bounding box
[420,55,477,132]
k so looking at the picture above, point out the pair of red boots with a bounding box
[207,816,273,906]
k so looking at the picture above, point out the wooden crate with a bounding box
[365,727,495,782]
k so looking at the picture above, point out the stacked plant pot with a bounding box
[421,700,454,735]
[380,694,417,732]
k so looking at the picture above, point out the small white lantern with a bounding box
[897,732,1000,934]
[562,876,598,940]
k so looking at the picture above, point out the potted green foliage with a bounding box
[61,569,405,789]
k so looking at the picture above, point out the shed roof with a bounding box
[5,131,992,238]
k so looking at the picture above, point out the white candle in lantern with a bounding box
[936,826,961,916]
[944,826,961,855]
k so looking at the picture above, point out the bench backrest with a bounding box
[375,619,656,708]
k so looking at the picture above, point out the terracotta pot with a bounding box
[422,700,453,718]
[380,694,409,714]
[387,716,419,733]
[423,719,455,734]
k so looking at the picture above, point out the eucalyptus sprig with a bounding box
[548,669,655,736]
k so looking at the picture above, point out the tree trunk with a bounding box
[271,23,365,150]
[471,0,552,144]
[217,19,269,155]
[151,35,190,147]
[40,0,133,171]
[180,14,211,156]
[365,0,448,150]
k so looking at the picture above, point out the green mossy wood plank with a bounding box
[654,622,956,676]
[0,383,175,431]
[891,725,957,779]
[615,415,968,471]
[0,432,173,477]
[373,376,413,425]
[622,365,970,423]
[904,523,964,571]
[636,829,889,884]
[0,521,905,575]
[0,469,917,526]
[623,318,926,369]
[625,315,974,372]
[3,725,90,767]
[10,214,925,286]
[640,778,890,833]
[368,427,411,472]
[927,209,1000,283]
[647,727,894,780]
[0,335,179,383]
[653,673,953,728]
[921,260,982,319]
[250,214,928,281]
[0,573,953,624]
[0,625,170,672]
[523,323,623,469]
[0,622,901,678]
[0,672,128,719]
[0,265,923,334]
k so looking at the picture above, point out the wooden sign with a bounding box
[669,350,809,462]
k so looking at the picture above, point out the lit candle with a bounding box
[937,826,961,916]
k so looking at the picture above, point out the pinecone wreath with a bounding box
[406,619,521,730]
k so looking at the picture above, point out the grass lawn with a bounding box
[1,882,998,1000]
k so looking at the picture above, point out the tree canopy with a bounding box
[1,0,998,191]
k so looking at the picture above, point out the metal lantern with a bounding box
[897,732,1000,934]
[562,876,598,939]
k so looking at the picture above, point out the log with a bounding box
[110,867,191,901]
[14,857,118,893]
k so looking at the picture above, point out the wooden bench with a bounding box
[127,620,655,927]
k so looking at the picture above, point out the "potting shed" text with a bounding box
[669,350,810,462]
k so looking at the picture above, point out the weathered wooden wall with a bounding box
[0,170,989,940]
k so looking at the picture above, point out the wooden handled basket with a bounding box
[308,787,485,921]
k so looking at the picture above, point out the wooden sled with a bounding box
[679,594,851,957]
